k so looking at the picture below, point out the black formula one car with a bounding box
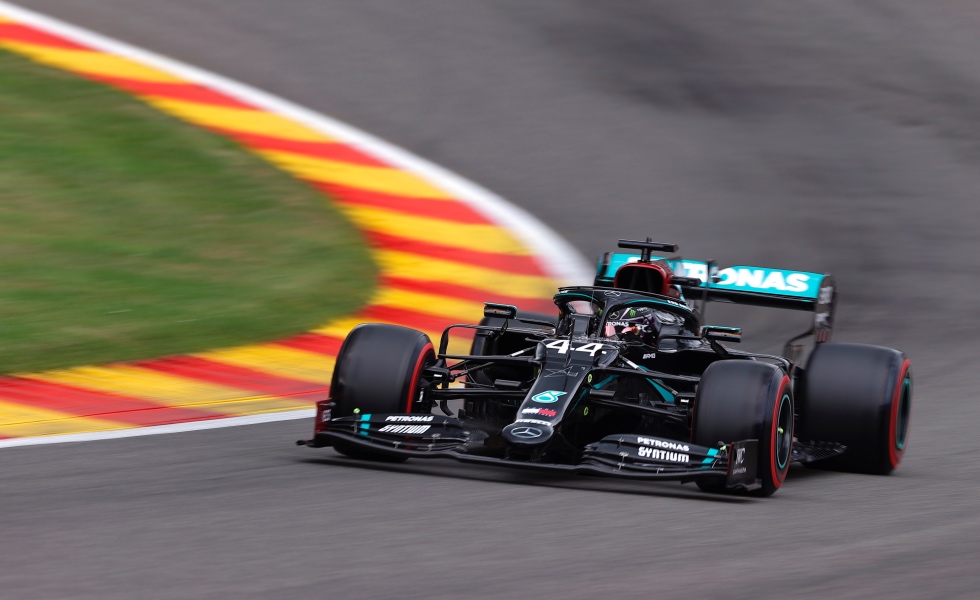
[299,238,912,496]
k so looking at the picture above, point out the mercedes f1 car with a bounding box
[298,238,912,496]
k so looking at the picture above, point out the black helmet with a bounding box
[603,306,657,344]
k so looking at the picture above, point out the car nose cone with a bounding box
[502,422,554,446]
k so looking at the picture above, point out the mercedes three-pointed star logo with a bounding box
[511,426,543,439]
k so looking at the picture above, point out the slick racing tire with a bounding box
[330,324,435,462]
[798,343,912,475]
[693,361,794,497]
[468,311,556,386]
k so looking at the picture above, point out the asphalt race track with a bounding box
[5,1,980,598]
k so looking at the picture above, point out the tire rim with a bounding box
[895,373,912,451]
[775,393,793,470]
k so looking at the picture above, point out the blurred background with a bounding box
[16,0,979,356]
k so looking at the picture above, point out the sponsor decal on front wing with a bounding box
[730,445,748,476]
[378,424,430,434]
[637,446,690,463]
[637,436,690,452]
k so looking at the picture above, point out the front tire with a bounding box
[330,324,435,461]
[693,361,794,496]
[798,343,912,474]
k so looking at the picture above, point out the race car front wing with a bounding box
[298,413,760,491]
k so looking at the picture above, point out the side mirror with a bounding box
[484,302,518,320]
[670,276,703,288]
[702,325,742,343]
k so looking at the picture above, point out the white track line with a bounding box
[0,1,592,447]
[0,410,315,448]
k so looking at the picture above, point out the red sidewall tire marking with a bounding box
[405,342,434,413]
[770,375,792,489]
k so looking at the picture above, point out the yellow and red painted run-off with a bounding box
[0,13,562,441]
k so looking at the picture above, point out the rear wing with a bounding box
[595,248,836,348]
[596,252,833,306]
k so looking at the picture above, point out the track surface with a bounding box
[6,1,980,597]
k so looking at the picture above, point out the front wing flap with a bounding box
[323,413,477,452]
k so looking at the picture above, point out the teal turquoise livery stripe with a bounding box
[701,447,719,469]
[634,364,676,403]
[599,253,825,300]
[591,372,672,403]
[644,378,675,403]
[593,375,617,389]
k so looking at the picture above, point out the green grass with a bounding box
[0,49,376,374]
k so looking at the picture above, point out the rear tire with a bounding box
[798,343,912,474]
[330,324,435,461]
[693,361,794,496]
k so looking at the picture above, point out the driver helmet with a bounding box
[603,306,657,343]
